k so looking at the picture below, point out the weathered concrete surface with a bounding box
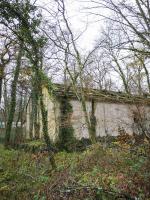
[26,87,60,141]
[26,87,150,141]
[70,100,134,139]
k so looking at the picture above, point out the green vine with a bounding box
[39,70,55,96]
[58,94,75,152]
[36,72,75,151]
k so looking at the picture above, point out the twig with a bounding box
[52,185,137,200]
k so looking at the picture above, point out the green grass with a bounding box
[0,144,50,200]
[0,142,150,200]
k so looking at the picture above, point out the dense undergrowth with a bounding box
[0,139,150,200]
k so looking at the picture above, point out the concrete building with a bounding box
[26,84,150,141]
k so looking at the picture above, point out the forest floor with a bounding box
[0,140,150,200]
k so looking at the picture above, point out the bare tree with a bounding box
[86,0,150,54]
[43,0,102,143]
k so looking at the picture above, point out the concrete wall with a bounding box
[26,88,150,141]
[40,87,60,141]
[70,100,133,139]
[70,100,150,139]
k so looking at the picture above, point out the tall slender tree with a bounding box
[0,0,56,168]
[5,43,23,146]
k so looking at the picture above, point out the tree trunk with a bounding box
[15,90,23,145]
[29,95,34,139]
[3,78,8,127]
[0,65,4,104]
[79,75,96,143]
[32,80,40,139]
[113,57,130,94]
[5,44,23,147]
[90,100,97,142]
[31,57,56,169]
[40,94,56,169]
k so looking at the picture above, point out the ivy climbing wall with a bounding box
[26,87,150,141]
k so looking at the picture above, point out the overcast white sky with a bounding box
[36,0,103,51]
[33,0,121,87]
